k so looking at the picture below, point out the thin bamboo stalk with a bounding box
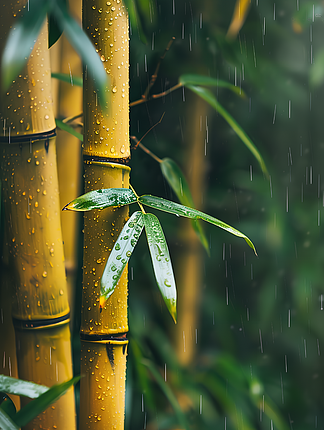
[0,6,76,429]
[50,0,83,327]
[176,95,208,365]
[78,0,130,428]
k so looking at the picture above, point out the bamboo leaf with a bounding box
[123,0,148,44]
[139,195,257,255]
[143,213,177,323]
[179,74,246,98]
[160,158,209,254]
[52,0,110,109]
[55,119,83,141]
[48,1,65,48]
[101,211,144,301]
[142,359,189,430]
[185,85,268,177]
[0,375,48,399]
[0,410,18,430]
[13,376,80,428]
[63,188,137,211]
[52,72,83,87]
[1,0,50,88]
[0,394,16,420]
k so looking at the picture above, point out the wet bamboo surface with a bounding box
[0,5,76,428]
[79,0,130,428]
[50,0,83,327]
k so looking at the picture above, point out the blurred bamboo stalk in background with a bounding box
[176,96,208,365]
[50,0,83,328]
[0,5,76,428]
[78,0,130,429]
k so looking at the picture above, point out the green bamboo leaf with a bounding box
[143,213,177,323]
[0,375,48,399]
[63,188,137,211]
[139,195,257,255]
[0,409,18,430]
[161,158,209,255]
[52,72,83,88]
[48,0,67,48]
[101,211,144,301]
[185,85,268,177]
[123,0,148,44]
[1,0,50,88]
[52,0,110,109]
[14,376,80,428]
[142,359,189,430]
[55,119,83,142]
[0,394,16,420]
[179,74,246,98]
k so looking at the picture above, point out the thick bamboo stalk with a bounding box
[78,0,130,428]
[0,7,76,429]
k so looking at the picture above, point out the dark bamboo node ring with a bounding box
[80,332,128,344]
[12,312,70,330]
[83,155,130,165]
[0,129,56,144]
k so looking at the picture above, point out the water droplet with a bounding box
[164,280,171,287]
[126,251,131,257]
[35,160,40,166]
[44,114,49,120]
[116,255,121,260]
[111,265,117,272]
[115,243,121,250]
[120,145,125,154]
[42,271,47,278]
[59,289,64,295]
[112,86,117,93]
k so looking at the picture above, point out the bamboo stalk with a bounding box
[50,0,83,328]
[78,0,130,428]
[0,7,76,429]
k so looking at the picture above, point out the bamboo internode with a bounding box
[0,7,76,429]
[79,0,130,428]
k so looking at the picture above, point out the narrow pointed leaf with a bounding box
[0,375,48,399]
[140,195,257,255]
[179,74,246,98]
[142,359,189,430]
[63,188,137,211]
[123,0,148,44]
[143,213,177,323]
[185,85,268,176]
[14,376,80,428]
[101,211,144,301]
[0,410,18,430]
[53,0,110,109]
[1,0,50,88]
[52,72,83,87]
[48,3,65,48]
[161,158,209,254]
[0,394,16,420]
[56,119,83,142]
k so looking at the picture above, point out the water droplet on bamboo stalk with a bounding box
[44,114,49,120]
[42,271,47,278]
[112,86,117,93]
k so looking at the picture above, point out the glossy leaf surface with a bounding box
[140,195,257,255]
[1,0,50,88]
[14,376,80,428]
[0,410,18,430]
[0,375,48,399]
[101,211,144,300]
[56,119,83,142]
[144,213,177,323]
[52,72,83,87]
[161,158,209,254]
[63,188,137,211]
[0,394,16,420]
[185,84,268,176]
[179,74,245,98]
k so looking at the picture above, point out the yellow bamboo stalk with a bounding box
[0,6,76,428]
[78,0,130,428]
[50,0,83,326]
[176,95,208,365]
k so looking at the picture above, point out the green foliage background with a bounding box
[122,1,324,429]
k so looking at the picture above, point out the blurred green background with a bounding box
[115,1,324,429]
